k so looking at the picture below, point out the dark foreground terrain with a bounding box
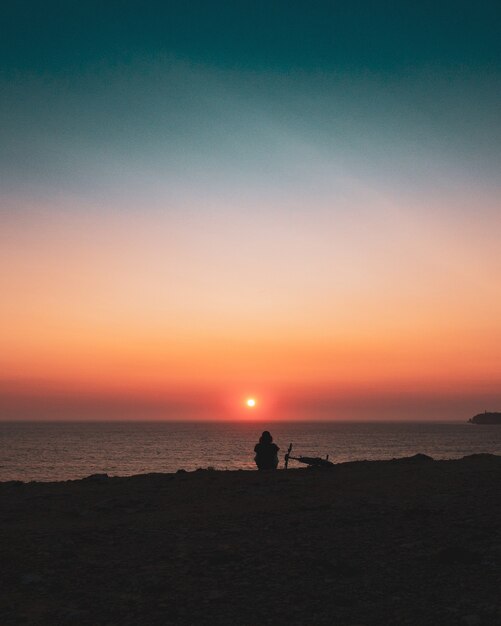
[1,455,500,625]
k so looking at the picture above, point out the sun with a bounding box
[246,398,256,408]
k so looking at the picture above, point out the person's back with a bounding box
[254,431,279,470]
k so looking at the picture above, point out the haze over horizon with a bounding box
[1,1,500,421]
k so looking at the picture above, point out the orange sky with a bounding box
[2,184,501,420]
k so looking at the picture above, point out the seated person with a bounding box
[254,431,279,470]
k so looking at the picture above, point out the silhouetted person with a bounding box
[254,431,279,470]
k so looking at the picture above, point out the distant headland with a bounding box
[468,411,501,425]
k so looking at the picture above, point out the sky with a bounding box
[1,1,500,420]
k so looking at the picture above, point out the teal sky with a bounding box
[1,1,500,199]
[2,1,500,74]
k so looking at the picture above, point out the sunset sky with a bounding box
[1,1,500,420]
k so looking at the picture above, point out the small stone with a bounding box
[21,573,42,585]
[207,590,226,601]
[462,615,481,626]
[60,608,85,619]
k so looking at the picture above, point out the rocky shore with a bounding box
[1,454,500,625]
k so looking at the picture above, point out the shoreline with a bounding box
[0,452,501,487]
[0,451,498,485]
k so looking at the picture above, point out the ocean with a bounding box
[1,420,501,482]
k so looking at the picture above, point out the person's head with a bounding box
[259,430,273,444]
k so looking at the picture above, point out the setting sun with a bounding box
[246,398,256,408]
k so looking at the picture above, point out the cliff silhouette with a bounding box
[469,412,501,425]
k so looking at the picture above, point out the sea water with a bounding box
[1,420,501,482]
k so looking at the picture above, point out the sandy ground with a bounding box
[1,454,500,625]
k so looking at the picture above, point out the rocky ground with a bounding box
[1,454,500,625]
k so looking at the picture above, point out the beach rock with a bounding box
[82,473,109,482]
[393,453,434,463]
